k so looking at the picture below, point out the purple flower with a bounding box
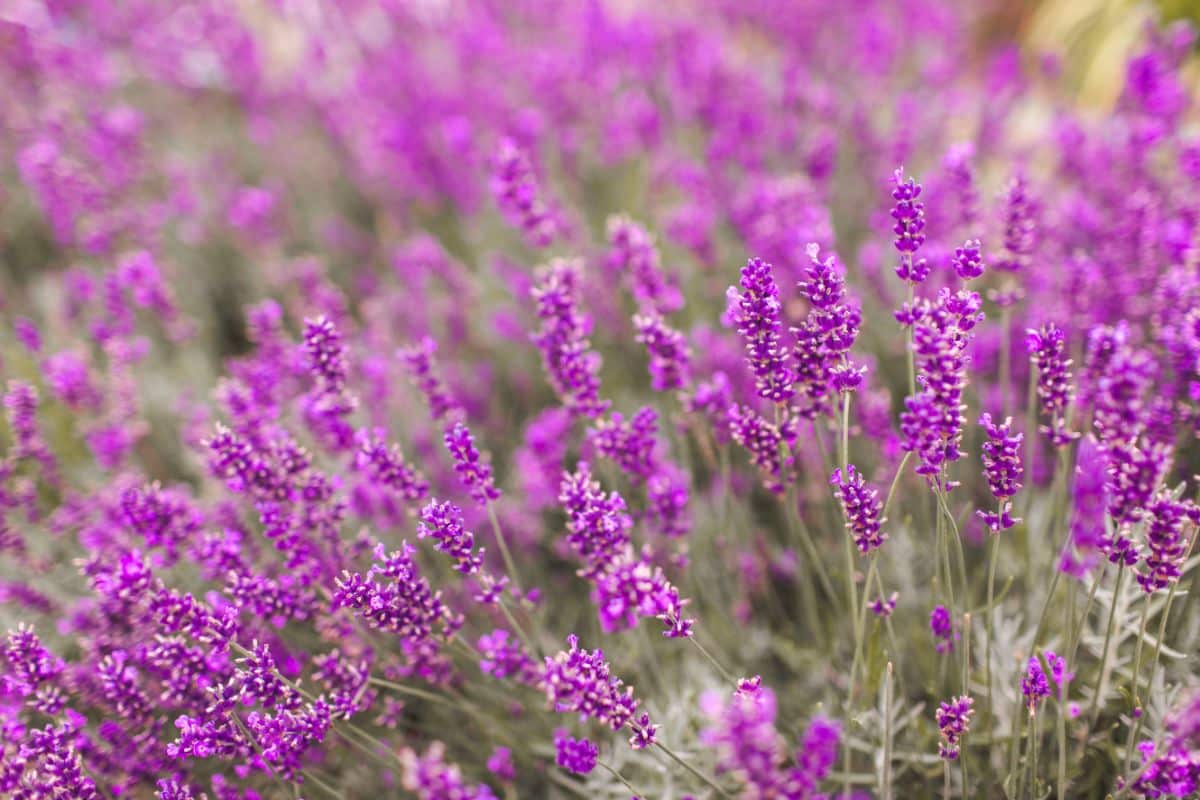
[930,605,954,653]
[785,715,840,797]
[332,542,460,683]
[1022,651,1071,711]
[830,464,888,554]
[418,500,484,575]
[593,550,693,638]
[1137,494,1190,593]
[587,407,660,482]
[729,405,789,494]
[900,289,983,489]
[976,413,1023,533]
[951,239,984,281]
[607,215,683,314]
[477,629,538,685]
[994,174,1037,273]
[355,428,431,505]
[491,137,557,247]
[531,259,609,418]
[936,695,974,760]
[559,462,633,578]
[541,635,652,749]
[634,313,691,392]
[444,422,501,506]
[399,336,465,424]
[487,746,516,782]
[1026,324,1078,446]
[729,257,795,404]
[701,681,784,794]
[792,243,864,414]
[891,167,929,284]
[400,742,498,800]
[554,729,599,775]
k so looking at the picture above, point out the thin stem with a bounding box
[600,761,646,798]
[689,634,738,686]
[487,502,525,598]
[1056,688,1068,799]
[654,741,731,799]
[1088,564,1126,727]
[960,613,972,795]
[882,661,894,800]
[1030,708,1041,798]
[368,676,456,707]
[985,533,999,734]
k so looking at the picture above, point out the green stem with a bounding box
[985,533,999,734]
[599,762,646,798]
[882,661,894,800]
[689,634,738,686]
[487,502,525,598]
[1088,564,1126,727]
[654,741,731,799]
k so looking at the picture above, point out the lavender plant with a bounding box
[0,2,1199,798]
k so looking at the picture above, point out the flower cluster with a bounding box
[936,695,974,760]
[977,413,1023,533]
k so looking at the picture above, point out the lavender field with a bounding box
[1,1,1199,798]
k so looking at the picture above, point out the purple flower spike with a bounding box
[977,413,1023,533]
[952,239,984,281]
[444,422,501,506]
[729,256,795,404]
[532,259,609,418]
[831,464,888,554]
[936,695,974,760]
[1026,324,1079,447]
[554,729,599,775]
[930,605,954,653]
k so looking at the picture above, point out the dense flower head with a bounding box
[830,464,888,554]
[355,428,431,505]
[1137,494,1191,593]
[418,500,484,575]
[977,413,1023,533]
[729,405,789,494]
[891,167,927,257]
[793,243,864,409]
[607,215,683,314]
[633,313,692,393]
[994,174,1037,273]
[1022,651,1071,711]
[554,729,599,775]
[900,288,984,487]
[400,741,499,800]
[951,239,985,281]
[587,407,660,482]
[729,257,795,404]
[1026,324,1079,446]
[541,635,650,748]
[531,259,609,418]
[559,462,633,578]
[930,605,954,653]
[593,549,694,638]
[491,137,557,248]
[444,422,501,506]
[936,695,974,760]
[399,336,465,424]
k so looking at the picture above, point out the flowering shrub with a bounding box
[1,2,1199,798]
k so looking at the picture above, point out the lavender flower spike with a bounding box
[729,256,795,404]
[831,464,888,554]
[977,413,1023,533]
